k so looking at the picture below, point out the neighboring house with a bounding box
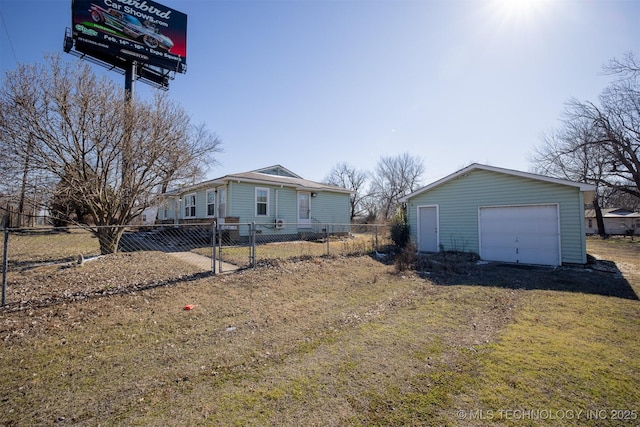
[129,206,158,226]
[158,165,352,240]
[584,208,640,236]
[399,163,596,266]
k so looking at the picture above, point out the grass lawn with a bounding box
[1,237,638,426]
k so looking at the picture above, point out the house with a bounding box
[584,208,640,235]
[130,206,158,226]
[158,165,352,240]
[399,163,596,266]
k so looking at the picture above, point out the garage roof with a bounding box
[400,163,596,202]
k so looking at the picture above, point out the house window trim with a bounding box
[255,187,269,217]
[184,193,196,219]
[206,189,216,217]
[218,186,227,219]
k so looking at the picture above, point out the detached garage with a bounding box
[400,164,596,266]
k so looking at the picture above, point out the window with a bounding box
[255,187,269,216]
[218,187,227,219]
[184,193,196,218]
[206,190,216,216]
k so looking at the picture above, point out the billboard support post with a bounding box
[121,61,136,210]
[125,61,136,101]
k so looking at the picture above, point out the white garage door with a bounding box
[479,205,560,266]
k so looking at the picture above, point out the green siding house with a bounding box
[400,164,596,266]
[159,165,352,239]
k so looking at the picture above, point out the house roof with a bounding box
[399,163,597,202]
[584,208,640,218]
[165,165,352,195]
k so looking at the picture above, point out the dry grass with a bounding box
[4,228,101,267]
[198,232,391,266]
[1,237,639,426]
[449,237,640,426]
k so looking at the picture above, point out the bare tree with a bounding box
[369,153,424,220]
[0,135,23,206]
[588,53,640,199]
[531,52,640,234]
[604,51,640,78]
[532,120,611,235]
[0,55,222,253]
[324,162,369,221]
[599,187,640,211]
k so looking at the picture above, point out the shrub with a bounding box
[390,223,410,247]
[395,243,417,272]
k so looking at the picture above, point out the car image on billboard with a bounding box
[71,0,187,73]
[89,4,174,51]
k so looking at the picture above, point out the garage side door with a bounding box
[479,205,560,266]
[418,206,439,252]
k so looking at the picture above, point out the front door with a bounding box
[298,192,311,228]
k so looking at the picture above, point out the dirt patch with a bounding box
[410,247,639,300]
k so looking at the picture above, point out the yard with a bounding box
[1,237,639,426]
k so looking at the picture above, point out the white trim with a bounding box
[206,189,216,217]
[416,205,439,252]
[400,163,596,202]
[255,187,270,217]
[183,193,197,219]
[251,164,302,178]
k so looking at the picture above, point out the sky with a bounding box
[1,0,638,185]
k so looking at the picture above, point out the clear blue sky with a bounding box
[1,0,638,184]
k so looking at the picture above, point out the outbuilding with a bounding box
[400,163,596,266]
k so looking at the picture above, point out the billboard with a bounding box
[71,0,187,74]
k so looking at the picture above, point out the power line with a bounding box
[0,6,19,66]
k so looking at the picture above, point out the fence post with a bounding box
[251,222,256,268]
[211,220,217,275]
[218,223,223,273]
[2,216,9,307]
[326,224,330,256]
[375,224,379,252]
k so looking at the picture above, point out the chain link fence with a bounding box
[214,222,390,270]
[1,222,391,306]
